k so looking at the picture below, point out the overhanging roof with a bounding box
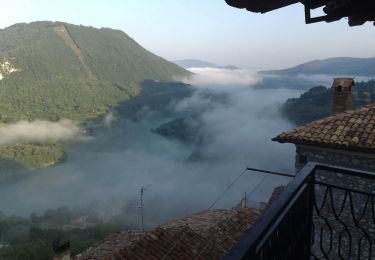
[225,0,375,26]
[273,104,375,153]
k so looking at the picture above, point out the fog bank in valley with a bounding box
[181,67,260,87]
[0,119,82,145]
[0,68,302,228]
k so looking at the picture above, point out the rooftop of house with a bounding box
[75,208,261,260]
[273,103,375,152]
[74,231,142,260]
[161,209,240,233]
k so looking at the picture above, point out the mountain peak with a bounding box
[261,57,375,77]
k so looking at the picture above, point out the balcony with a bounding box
[225,163,375,259]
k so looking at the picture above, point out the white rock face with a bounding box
[0,58,20,80]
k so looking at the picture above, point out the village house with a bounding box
[268,78,375,259]
[273,78,375,173]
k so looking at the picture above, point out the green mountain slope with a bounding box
[0,21,190,169]
[282,80,375,125]
[261,57,375,77]
[0,21,190,123]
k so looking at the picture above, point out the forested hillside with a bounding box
[282,80,375,125]
[261,57,375,77]
[0,21,189,123]
[0,207,131,259]
[0,21,190,169]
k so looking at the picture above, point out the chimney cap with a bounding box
[332,77,355,88]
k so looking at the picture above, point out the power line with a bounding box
[194,167,293,259]
[208,168,247,210]
[162,166,293,258]
[160,168,248,259]
[246,174,268,198]
[208,167,292,210]
[244,174,268,210]
[193,168,251,259]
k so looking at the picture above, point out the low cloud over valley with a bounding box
[0,67,302,228]
[0,119,82,145]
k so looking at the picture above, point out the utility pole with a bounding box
[139,184,151,233]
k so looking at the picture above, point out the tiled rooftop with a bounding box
[273,104,375,152]
[74,231,142,260]
[161,209,239,234]
[75,208,260,260]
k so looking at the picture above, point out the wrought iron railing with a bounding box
[225,163,375,260]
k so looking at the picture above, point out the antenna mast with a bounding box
[139,184,151,233]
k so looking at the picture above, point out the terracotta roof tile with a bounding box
[273,104,375,152]
[75,209,260,260]
[74,231,142,260]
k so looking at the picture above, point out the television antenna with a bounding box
[138,184,151,233]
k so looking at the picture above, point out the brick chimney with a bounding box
[332,77,355,114]
[53,235,71,260]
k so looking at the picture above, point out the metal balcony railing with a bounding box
[225,163,375,260]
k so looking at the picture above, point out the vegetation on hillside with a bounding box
[282,80,375,125]
[0,142,65,169]
[0,21,190,169]
[0,81,194,171]
[151,90,228,145]
[0,207,132,260]
[152,115,201,143]
[115,80,194,119]
[261,57,375,77]
[0,21,189,123]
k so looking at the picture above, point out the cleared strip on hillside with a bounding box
[53,25,96,80]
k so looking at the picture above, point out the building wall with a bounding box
[295,145,375,172]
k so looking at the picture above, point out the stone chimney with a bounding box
[53,235,71,260]
[332,77,355,114]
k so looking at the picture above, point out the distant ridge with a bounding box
[173,59,240,70]
[260,57,375,77]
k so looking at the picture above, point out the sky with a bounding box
[0,0,374,69]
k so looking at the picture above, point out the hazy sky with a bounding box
[0,0,374,69]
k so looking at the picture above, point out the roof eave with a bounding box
[225,0,300,13]
[272,137,375,154]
